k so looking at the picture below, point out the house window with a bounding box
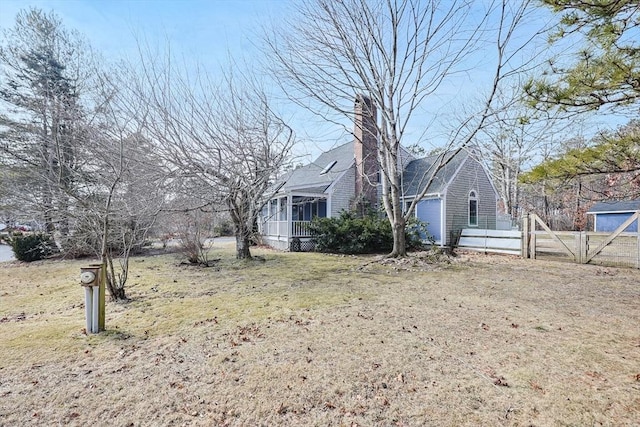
[320,160,337,175]
[304,202,318,220]
[469,190,478,227]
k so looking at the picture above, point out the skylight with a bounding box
[320,160,337,175]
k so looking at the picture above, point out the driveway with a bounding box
[0,245,14,262]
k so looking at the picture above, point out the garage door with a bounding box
[416,199,442,243]
[595,213,638,232]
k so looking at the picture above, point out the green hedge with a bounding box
[9,233,56,262]
[308,211,428,254]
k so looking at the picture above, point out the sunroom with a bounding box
[260,191,328,251]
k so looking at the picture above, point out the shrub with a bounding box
[9,233,56,262]
[61,214,150,258]
[309,211,428,254]
[213,221,233,237]
[406,217,433,249]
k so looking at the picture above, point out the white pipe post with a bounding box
[84,287,93,333]
[91,284,100,333]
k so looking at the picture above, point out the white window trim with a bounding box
[468,190,478,227]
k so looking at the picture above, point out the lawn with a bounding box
[1,242,639,426]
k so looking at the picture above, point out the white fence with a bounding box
[457,228,522,255]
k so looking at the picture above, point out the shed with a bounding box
[587,199,640,233]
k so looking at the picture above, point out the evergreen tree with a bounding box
[526,1,640,112]
[521,120,640,199]
[0,8,87,234]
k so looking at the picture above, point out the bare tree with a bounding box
[92,132,166,300]
[172,205,217,265]
[67,66,168,300]
[475,91,564,220]
[266,0,538,256]
[122,50,295,259]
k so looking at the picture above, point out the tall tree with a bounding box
[476,91,564,219]
[517,1,640,230]
[526,0,640,112]
[266,0,535,256]
[122,51,295,259]
[0,8,88,235]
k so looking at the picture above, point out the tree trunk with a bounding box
[112,287,126,300]
[105,254,127,301]
[235,231,252,259]
[108,279,127,301]
[389,217,407,258]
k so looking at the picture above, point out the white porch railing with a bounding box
[263,220,313,238]
[292,221,312,237]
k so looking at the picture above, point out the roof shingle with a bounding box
[401,150,468,197]
[587,199,640,213]
[275,142,354,193]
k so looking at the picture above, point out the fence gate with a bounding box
[523,212,640,268]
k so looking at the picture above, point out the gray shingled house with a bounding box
[401,149,499,245]
[258,96,499,250]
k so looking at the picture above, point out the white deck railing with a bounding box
[263,220,313,237]
[291,221,312,237]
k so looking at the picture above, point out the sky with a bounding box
[0,0,284,60]
[0,0,335,158]
[0,0,629,163]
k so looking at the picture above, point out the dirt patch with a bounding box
[1,249,638,426]
[358,249,463,272]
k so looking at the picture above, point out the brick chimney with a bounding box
[354,94,378,210]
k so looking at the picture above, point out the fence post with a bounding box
[530,214,537,259]
[637,228,640,269]
[636,210,640,269]
[522,214,529,259]
[575,232,587,264]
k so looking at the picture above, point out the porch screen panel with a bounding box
[416,199,442,243]
[292,204,303,221]
[318,200,327,217]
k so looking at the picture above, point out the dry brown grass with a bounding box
[1,243,639,426]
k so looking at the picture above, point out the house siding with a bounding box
[329,166,355,217]
[261,236,290,251]
[444,157,497,245]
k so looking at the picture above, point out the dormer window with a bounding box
[320,160,337,175]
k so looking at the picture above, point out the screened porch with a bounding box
[261,194,327,238]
